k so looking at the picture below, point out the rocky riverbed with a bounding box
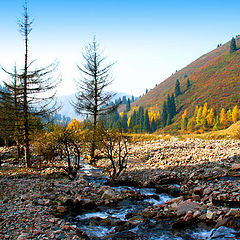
[0,138,240,239]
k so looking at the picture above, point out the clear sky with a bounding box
[1,0,240,96]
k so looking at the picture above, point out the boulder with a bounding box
[101,189,117,200]
[209,226,239,240]
[176,200,201,216]
[231,163,240,170]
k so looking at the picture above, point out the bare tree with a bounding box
[102,130,128,179]
[1,3,60,167]
[72,37,117,160]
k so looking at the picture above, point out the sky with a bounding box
[1,0,240,97]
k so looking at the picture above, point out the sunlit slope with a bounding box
[134,37,240,115]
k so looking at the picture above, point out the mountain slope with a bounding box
[134,37,240,117]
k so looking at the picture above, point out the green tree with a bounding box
[125,98,131,112]
[187,79,191,89]
[230,37,237,53]
[175,79,181,97]
[144,110,151,132]
[151,117,157,133]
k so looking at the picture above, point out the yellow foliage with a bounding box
[119,112,124,118]
[202,102,208,118]
[67,118,82,131]
[127,116,131,127]
[232,105,239,122]
[206,108,215,127]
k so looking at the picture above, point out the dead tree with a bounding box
[72,37,117,161]
[1,3,60,168]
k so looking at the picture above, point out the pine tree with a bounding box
[121,114,128,132]
[230,37,237,53]
[171,93,176,116]
[144,110,151,132]
[125,98,131,112]
[161,101,168,127]
[151,118,157,133]
[72,37,117,159]
[187,79,191,89]
[175,79,181,97]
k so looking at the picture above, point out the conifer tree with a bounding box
[175,79,181,97]
[151,117,157,133]
[230,37,237,53]
[187,79,191,89]
[125,98,131,112]
[2,4,60,167]
[72,37,117,159]
[144,110,151,132]
[161,101,168,127]
[170,93,176,116]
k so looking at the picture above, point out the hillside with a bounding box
[134,36,240,117]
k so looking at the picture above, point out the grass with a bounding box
[181,121,240,140]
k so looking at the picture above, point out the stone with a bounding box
[56,206,67,214]
[166,196,184,205]
[184,212,193,221]
[225,208,239,217]
[176,200,201,216]
[206,210,216,220]
[209,226,238,240]
[101,189,117,200]
[193,210,201,218]
[231,163,240,170]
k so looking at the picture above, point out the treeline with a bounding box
[181,103,240,131]
[103,93,177,133]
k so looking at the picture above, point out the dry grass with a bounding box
[181,121,240,140]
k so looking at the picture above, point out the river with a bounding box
[66,161,238,240]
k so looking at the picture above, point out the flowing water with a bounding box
[68,161,218,239]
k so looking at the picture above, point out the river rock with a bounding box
[176,200,201,216]
[206,210,216,220]
[101,189,117,200]
[225,208,239,217]
[231,163,240,170]
[209,226,239,239]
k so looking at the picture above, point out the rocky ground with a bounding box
[0,138,240,239]
[98,138,240,233]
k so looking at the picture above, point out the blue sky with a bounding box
[1,0,240,96]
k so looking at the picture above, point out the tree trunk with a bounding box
[23,9,31,168]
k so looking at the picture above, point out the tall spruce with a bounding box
[187,79,191,89]
[175,79,181,97]
[125,98,131,112]
[230,37,237,53]
[144,110,151,132]
[72,37,117,160]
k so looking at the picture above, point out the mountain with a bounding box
[134,36,240,118]
[57,92,132,120]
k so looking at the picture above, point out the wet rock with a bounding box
[166,196,184,205]
[209,226,239,239]
[56,206,67,214]
[225,208,239,217]
[101,189,117,200]
[206,210,216,220]
[231,163,240,170]
[176,200,201,216]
